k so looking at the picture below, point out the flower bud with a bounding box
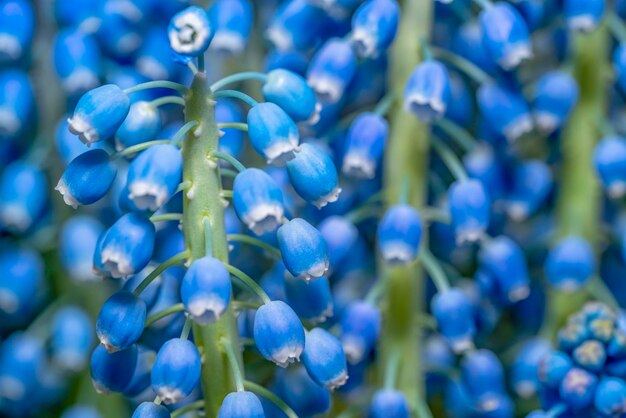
[0,248,43,317]
[318,216,359,269]
[209,0,253,54]
[538,350,572,388]
[564,0,605,33]
[307,38,357,103]
[60,216,104,282]
[479,236,530,303]
[461,349,506,411]
[286,143,341,208]
[559,367,597,409]
[533,71,578,135]
[510,338,551,399]
[273,365,331,416]
[278,218,329,280]
[151,338,201,404]
[477,82,532,143]
[266,0,327,52]
[404,60,451,122]
[0,333,45,405]
[340,301,381,364]
[168,6,214,57]
[479,2,532,70]
[0,0,34,64]
[122,346,156,398]
[218,391,264,418]
[50,306,93,372]
[254,300,305,367]
[545,236,595,292]
[594,136,626,198]
[132,402,170,418]
[247,102,300,166]
[57,149,117,208]
[377,204,422,266]
[0,160,47,234]
[96,291,147,352]
[505,160,553,221]
[90,344,138,393]
[0,69,34,139]
[342,112,388,179]
[368,389,410,418]
[116,101,161,150]
[594,377,626,416]
[351,0,399,59]
[432,288,476,353]
[263,69,318,122]
[448,179,490,244]
[233,168,286,235]
[181,256,232,325]
[302,328,348,390]
[53,29,101,98]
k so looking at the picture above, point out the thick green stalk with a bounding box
[379,0,432,402]
[183,73,242,416]
[552,27,609,326]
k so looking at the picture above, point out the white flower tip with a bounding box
[55,179,80,209]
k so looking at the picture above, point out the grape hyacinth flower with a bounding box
[533,71,579,135]
[209,0,253,54]
[132,402,171,418]
[594,136,626,198]
[479,2,532,70]
[218,391,265,418]
[67,84,131,145]
[0,69,34,138]
[545,236,595,292]
[96,291,147,352]
[0,160,47,234]
[180,256,232,325]
[564,0,605,33]
[350,0,400,59]
[404,60,451,122]
[254,300,305,367]
[478,82,533,143]
[168,6,214,57]
[0,248,42,317]
[90,344,138,394]
[377,204,422,266]
[247,102,300,166]
[277,218,330,281]
[432,288,476,353]
[284,273,334,323]
[151,338,201,404]
[53,29,101,98]
[50,306,93,372]
[479,236,530,303]
[273,366,332,417]
[302,328,348,390]
[0,0,34,63]
[116,101,162,150]
[368,389,410,418]
[340,301,381,364]
[306,38,358,103]
[448,179,490,244]
[342,112,388,179]
[262,69,318,123]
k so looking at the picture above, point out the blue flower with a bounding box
[477,82,532,143]
[545,236,595,292]
[0,161,47,234]
[96,213,156,279]
[302,327,348,390]
[594,136,626,198]
[594,377,626,416]
[377,204,422,266]
[479,236,530,303]
[254,300,305,367]
[167,6,214,57]
[350,0,399,58]
[53,29,101,98]
[460,349,507,411]
[277,218,329,280]
[151,338,201,404]
[0,248,42,318]
[448,179,490,244]
[479,2,532,70]
[53,0,100,32]
[0,69,34,139]
[432,288,476,353]
[116,101,162,150]
[209,0,253,54]
[55,117,105,164]
[136,29,179,82]
[68,84,131,145]
[533,71,579,135]
[57,149,117,209]
[538,351,572,388]
[218,391,265,418]
[247,102,300,166]
[273,366,331,417]
[0,0,34,64]
[564,0,605,33]
[50,306,93,373]
[126,144,182,211]
[265,0,328,52]
[404,60,451,122]
[286,143,341,208]
[181,256,232,325]
[463,145,506,202]
[60,216,104,282]
[285,273,334,323]
[340,301,381,364]
[559,367,597,409]
[505,160,553,221]
[307,38,357,103]
[0,333,45,406]
[342,112,388,179]
[262,69,318,122]
[233,168,286,235]
[368,389,410,418]
[61,406,102,418]
[122,346,156,398]
[90,344,138,394]
[318,216,359,271]
[510,338,551,399]
[96,291,147,352]
[132,402,171,418]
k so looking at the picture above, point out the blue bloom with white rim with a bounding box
[96,291,147,352]
[262,69,318,123]
[448,179,490,245]
[505,159,553,221]
[307,38,358,103]
[209,0,253,54]
[0,333,44,406]
[277,218,330,281]
[350,0,399,59]
[60,216,104,282]
[50,306,93,373]
[68,84,131,145]
[126,144,182,211]
[594,376,626,416]
[135,29,180,82]
[510,338,551,399]
[432,288,476,354]
[559,367,597,409]
[286,143,341,209]
[217,100,245,157]
[116,101,162,150]
[0,248,42,318]
[302,327,348,390]
[53,29,101,98]
[377,204,422,266]
[479,236,530,303]
[265,0,327,52]
[0,161,48,234]
[0,0,34,63]
[564,0,605,33]
[132,402,171,418]
[180,256,232,325]
[594,136,626,198]
[460,349,507,412]
[57,149,117,209]
[247,102,300,166]
[533,71,579,135]
[545,236,595,292]
[90,344,138,394]
[477,82,533,143]
[342,112,388,179]
[273,366,331,417]
[254,300,305,367]
[479,2,532,70]
[167,6,213,57]
[151,338,201,404]
[233,168,286,235]
[340,301,381,364]
[285,273,334,323]
[218,391,265,418]
[318,216,359,270]
[404,60,451,122]
[0,69,34,138]
[368,389,410,418]
[96,212,156,279]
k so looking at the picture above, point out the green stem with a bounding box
[227,234,282,259]
[221,338,245,392]
[171,400,204,418]
[149,213,183,223]
[384,348,401,389]
[218,122,249,132]
[213,89,258,107]
[183,73,243,416]
[379,0,432,400]
[608,13,626,44]
[210,71,268,91]
[225,264,271,304]
[149,95,186,108]
[430,138,468,181]
[180,318,192,340]
[430,46,492,85]
[171,121,199,146]
[124,80,188,95]
[434,118,476,152]
[552,25,609,332]
[212,151,246,172]
[243,381,298,418]
[204,217,213,257]
[145,303,185,328]
[373,93,397,116]
[419,249,451,292]
[133,252,188,296]
[114,139,172,159]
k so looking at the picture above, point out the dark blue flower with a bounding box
[209,0,253,54]
[505,160,553,221]
[53,29,101,98]
[116,101,162,150]
[533,71,579,135]
[278,218,329,280]
[559,367,597,409]
[90,344,138,394]
[0,248,43,317]
[461,349,507,411]
[265,0,328,52]
[285,273,334,323]
[0,69,34,139]
[545,236,595,291]
[342,112,388,179]
[254,300,305,367]
[368,389,410,418]
[151,338,201,404]
[594,136,626,198]
[340,301,381,364]
[132,402,171,418]
[479,2,532,70]
[307,38,357,103]
[350,0,399,58]
[286,143,341,208]
[479,236,530,303]
[263,69,318,123]
[247,102,300,166]
[218,391,265,418]
[594,376,626,416]
[478,82,532,143]
[96,291,147,352]
[273,365,331,416]
[50,306,93,373]
[302,327,348,390]
[564,0,605,33]
[233,168,286,235]
[0,161,47,234]
[0,0,34,64]
[510,338,551,399]
[404,60,451,122]
[377,204,422,266]
[181,256,232,325]
[57,149,117,208]
[432,288,476,353]
[448,179,490,244]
